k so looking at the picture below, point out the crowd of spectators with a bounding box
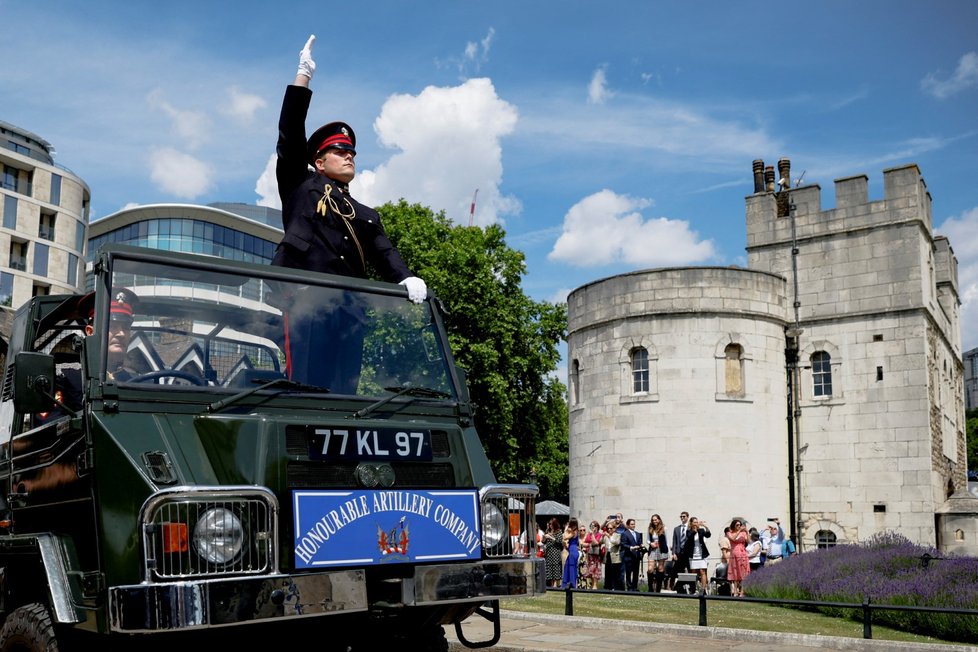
[532,510,797,595]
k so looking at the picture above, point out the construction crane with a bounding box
[469,189,479,227]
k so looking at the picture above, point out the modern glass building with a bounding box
[87,202,282,269]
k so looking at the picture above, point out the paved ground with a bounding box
[446,610,977,652]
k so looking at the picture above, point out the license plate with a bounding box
[307,426,433,461]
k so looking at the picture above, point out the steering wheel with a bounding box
[129,370,208,386]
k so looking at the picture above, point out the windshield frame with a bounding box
[91,244,461,404]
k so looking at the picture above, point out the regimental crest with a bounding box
[377,515,410,560]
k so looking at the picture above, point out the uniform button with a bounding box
[344,236,348,240]
[340,255,345,260]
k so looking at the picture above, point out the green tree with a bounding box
[967,408,978,475]
[377,200,569,501]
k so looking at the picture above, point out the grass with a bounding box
[501,590,975,647]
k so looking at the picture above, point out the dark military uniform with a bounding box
[272,85,413,392]
[272,85,412,282]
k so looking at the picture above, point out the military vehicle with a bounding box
[0,244,544,650]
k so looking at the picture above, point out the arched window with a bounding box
[815,530,837,549]
[812,351,832,397]
[631,348,649,393]
[571,359,581,406]
[724,343,744,397]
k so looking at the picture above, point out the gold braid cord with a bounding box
[317,184,365,271]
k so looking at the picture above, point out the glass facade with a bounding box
[88,217,277,265]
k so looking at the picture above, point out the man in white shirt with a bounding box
[760,518,786,563]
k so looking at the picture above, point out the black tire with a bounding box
[0,603,59,652]
[416,625,448,652]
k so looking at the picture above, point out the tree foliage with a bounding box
[377,200,569,500]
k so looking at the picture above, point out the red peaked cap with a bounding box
[306,121,356,163]
[109,288,138,323]
[82,288,138,323]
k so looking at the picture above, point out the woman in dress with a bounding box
[680,516,712,593]
[560,518,580,589]
[726,518,750,596]
[645,513,669,592]
[581,520,605,589]
[542,517,563,587]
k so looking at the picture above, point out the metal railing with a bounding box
[549,586,978,641]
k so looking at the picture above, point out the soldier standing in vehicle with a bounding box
[272,35,428,391]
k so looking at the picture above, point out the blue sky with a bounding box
[3,0,977,355]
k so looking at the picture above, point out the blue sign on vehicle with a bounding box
[292,489,483,568]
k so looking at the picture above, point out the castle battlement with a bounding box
[746,162,934,252]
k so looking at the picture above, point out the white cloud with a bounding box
[146,89,211,150]
[588,66,612,105]
[548,189,717,267]
[221,86,268,124]
[921,51,978,99]
[149,147,214,198]
[549,288,571,304]
[352,78,520,226]
[936,206,978,351]
[255,153,280,209]
[439,27,495,77]
[518,92,780,168]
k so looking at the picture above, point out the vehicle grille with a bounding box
[140,487,277,581]
[480,485,539,560]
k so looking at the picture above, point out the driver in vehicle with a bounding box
[103,288,138,381]
[35,288,138,422]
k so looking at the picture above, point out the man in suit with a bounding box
[273,35,428,391]
[668,511,690,590]
[620,518,644,591]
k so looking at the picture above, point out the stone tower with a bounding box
[746,161,965,549]
[566,162,967,554]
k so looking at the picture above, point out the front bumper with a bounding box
[109,558,545,632]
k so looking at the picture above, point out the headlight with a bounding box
[481,502,506,548]
[193,507,244,564]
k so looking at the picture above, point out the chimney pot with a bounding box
[753,159,765,193]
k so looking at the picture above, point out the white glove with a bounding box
[297,34,316,79]
[399,276,427,304]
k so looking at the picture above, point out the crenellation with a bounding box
[835,174,868,208]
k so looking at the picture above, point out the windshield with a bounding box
[102,255,456,400]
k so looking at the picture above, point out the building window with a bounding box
[75,220,86,252]
[50,173,62,206]
[2,165,17,191]
[3,194,16,229]
[815,530,837,549]
[0,272,13,307]
[570,359,581,406]
[32,242,49,276]
[724,343,745,397]
[631,347,649,393]
[39,212,56,241]
[812,351,832,397]
[67,253,79,286]
[8,241,27,271]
